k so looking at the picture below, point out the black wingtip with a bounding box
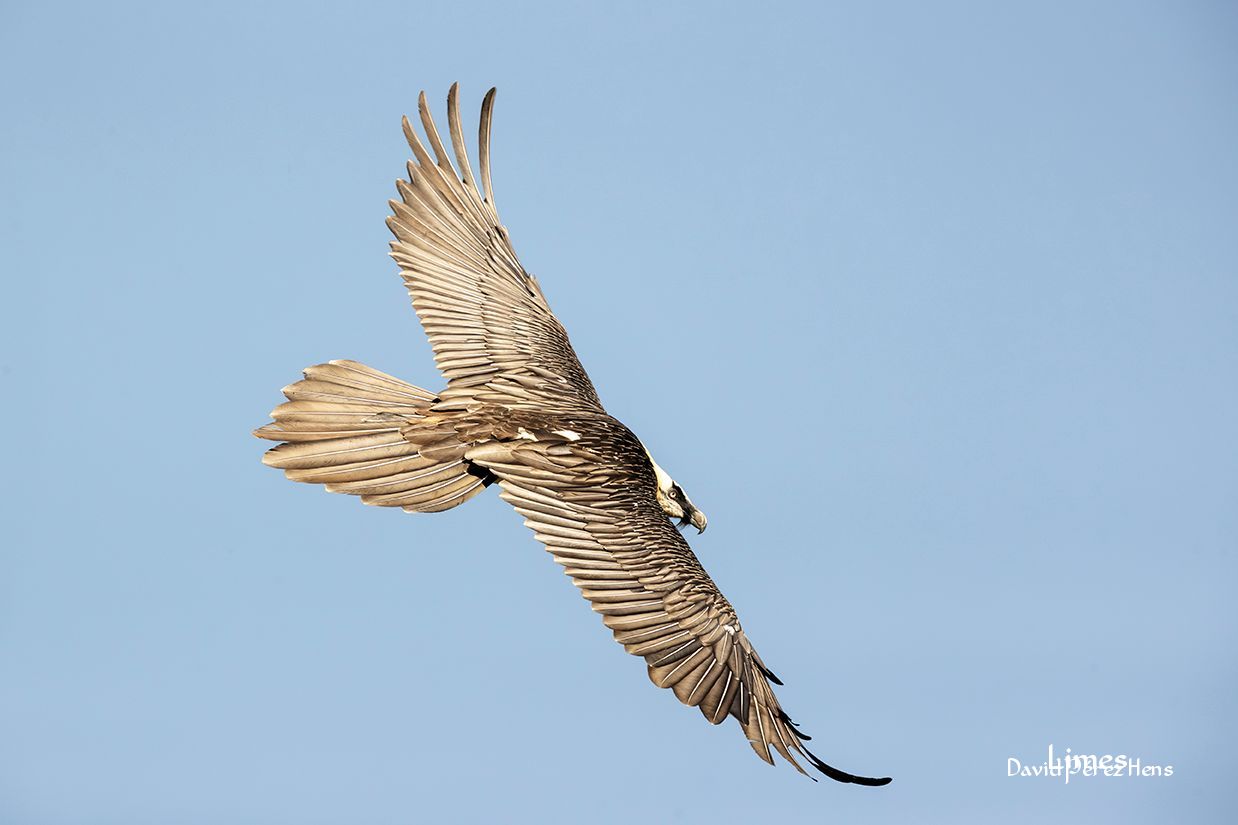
[757,662,784,686]
[803,744,892,787]
[815,760,893,787]
[776,709,812,740]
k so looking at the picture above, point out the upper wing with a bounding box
[387,85,603,413]
[464,424,891,785]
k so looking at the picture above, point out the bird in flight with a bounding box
[254,85,890,786]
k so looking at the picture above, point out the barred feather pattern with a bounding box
[456,407,889,785]
[387,84,603,414]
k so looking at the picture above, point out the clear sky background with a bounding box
[3,1,1236,823]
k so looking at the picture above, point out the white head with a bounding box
[645,449,707,533]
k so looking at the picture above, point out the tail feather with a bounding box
[255,359,492,512]
[285,454,437,484]
[324,458,467,496]
[294,361,436,402]
[262,432,417,470]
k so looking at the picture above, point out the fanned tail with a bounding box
[254,359,492,512]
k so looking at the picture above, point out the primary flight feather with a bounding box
[254,84,890,786]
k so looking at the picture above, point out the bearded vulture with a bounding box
[254,85,890,786]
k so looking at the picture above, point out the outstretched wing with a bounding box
[465,423,891,785]
[387,85,603,413]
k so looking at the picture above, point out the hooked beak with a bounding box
[689,507,707,534]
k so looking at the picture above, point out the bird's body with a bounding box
[255,85,889,786]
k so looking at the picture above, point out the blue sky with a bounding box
[3,1,1236,822]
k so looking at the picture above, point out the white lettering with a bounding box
[1006,747,1173,782]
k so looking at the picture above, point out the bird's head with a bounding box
[646,451,707,534]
